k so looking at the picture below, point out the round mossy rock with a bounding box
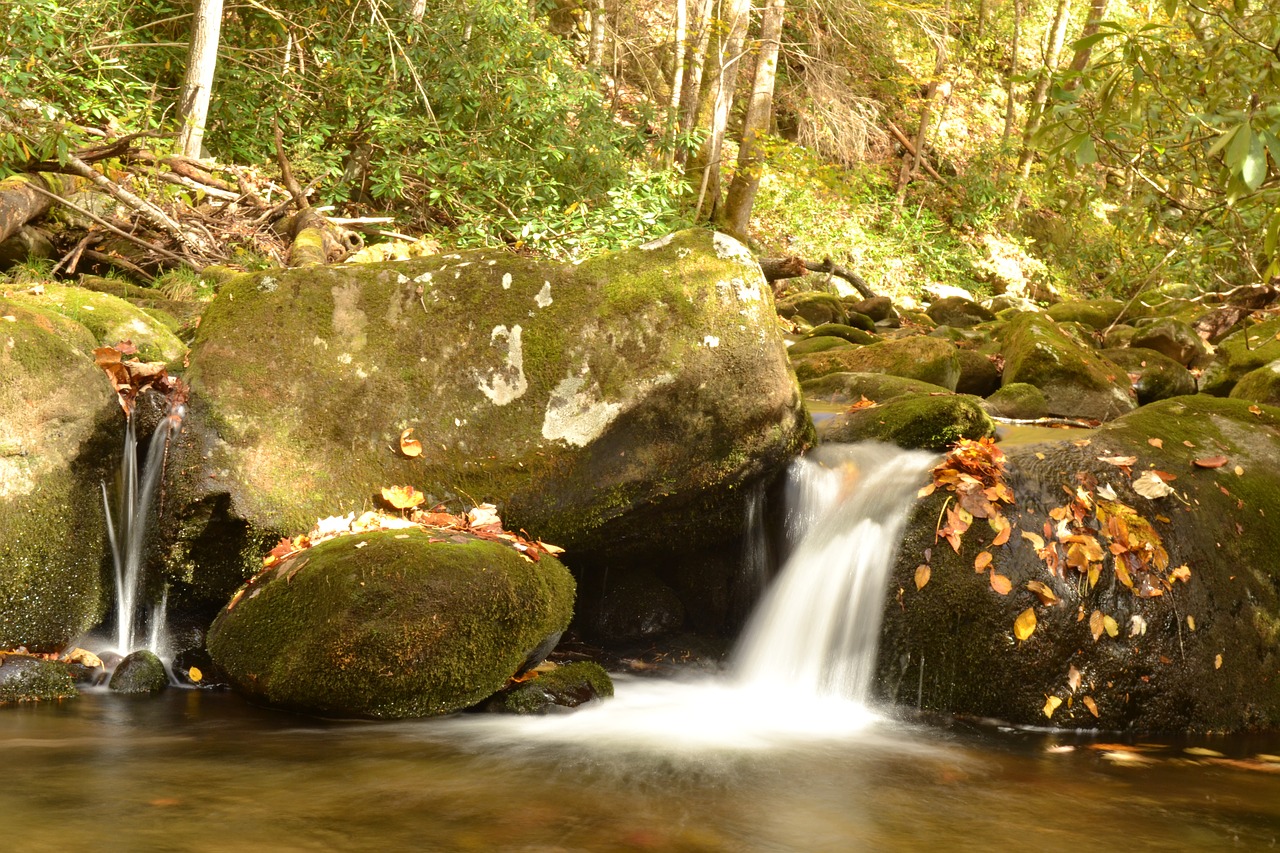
[819,393,995,451]
[778,292,847,327]
[0,655,78,705]
[6,283,186,365]
[109,650,169,694]
[954,348,1002,397]
[1045,298,1125,330]
[1130,317,1209,367]
[207,529,576,718]
[1200,317,1280,396]
[1100,347,1195,405]
[791,334,961,388]
[481,661,614,715]
[1228,360,1280,406]
[996,313,1134,420]
[802,323,878,344]
[787,336,856,357]
[984,382,1049,420]
[926,296,995,328]
[801,372,952,406]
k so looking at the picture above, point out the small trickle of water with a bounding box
[732,443,936,702]
[101,404,185,656]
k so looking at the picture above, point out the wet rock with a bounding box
[983,382,1049,420]
[207,528,575,718]
[1100,348,1196,405]
[109,650,168,694]
[1130,317,1210,366]
[580,566,685,641]
[801,372,952,406]
[996,313,1135,421]
[926,296,996,328]
[819,393,995,451]
[791,335,961,389]
[1045,298,1125,330]
[1228,360,1280,406]
[1200,317,1280,396]
[481,661,614,714]
[0,654,78,705]
[171,647,228,689]
[877,396,1280,733]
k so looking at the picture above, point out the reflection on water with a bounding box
[3,688,1278,852]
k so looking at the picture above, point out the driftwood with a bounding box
[759,254,877,300]
[886,121,944,182]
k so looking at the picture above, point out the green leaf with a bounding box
[1076,137,1098,166]
[1264,130,1280,171]
[1265,209,1280,260]
[1072,33,1116,53]
[1206,124,1240,159]
[1241,136,1267,190]
[1225,123,1252,170]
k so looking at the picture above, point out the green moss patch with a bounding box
[820,393,995,450]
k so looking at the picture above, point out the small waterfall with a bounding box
[101,403,185,656]
[733,443,936,702]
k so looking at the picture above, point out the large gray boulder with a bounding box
[166,230,812,634]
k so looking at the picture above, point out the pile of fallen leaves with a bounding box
[94,340,187,416]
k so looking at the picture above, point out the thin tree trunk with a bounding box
[896,11,949,208]
[691,0,753,223]
[411,0,426,24]
[1064,0,1110,88]
[664,0,688,166]
[1002,0,1022,146]
[724,0,786,239]
[677,0,716,163]
[176,0,224,159]
[1011,0,1074,211]
[589,0,607,68]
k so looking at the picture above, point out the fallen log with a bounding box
[0,173,75,244]
[758,254,877,300]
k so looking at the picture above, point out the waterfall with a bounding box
[101,402,185,656]
[733,443,936,702]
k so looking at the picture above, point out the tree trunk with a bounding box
[664,0,688,166]
[690,0,753,223]
[676,0,716,166]
[724,0,786,240]
[411,0,427,24]
[0,174,71,244]
[1002,0,1022,146]
[176,0,224,159]
[589,0,607,68]
[1011,0,1074,211]
[896,11,950,208]
[1064,0,1110,88]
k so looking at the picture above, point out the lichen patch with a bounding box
[476,325,528,405]
[541,373,622,446]
[712,232,756,267]
[535,282,553,308]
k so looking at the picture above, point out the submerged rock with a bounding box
[0,654,78,705]
[207,528,576,718]
[877,396,1280,733]
[167,230,811,635]
[481,661,614,714]
[109,650,168,694]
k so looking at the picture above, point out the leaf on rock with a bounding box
[1067,664,1082,693]
[1170,565,1191,583]
[399,428,423,457]
[914,564,931,590]
[1083,695,1099,717]
[1193,455,1229,468]
[1090,610,1105,641]
[1215,653,1223,670]
[1249,405,1263,415]
[1026,580,1059,605]
[1014,607,1037,641]
[188,666,203,683]
[1103,614,1120,638]
[990,515,1012,546]
[1099,455,1139,468]
[1148,438,1163,449]
[1187,615,1196,631]
[975,551,993,572]
[1021,530,1046,550]
[1133,471,1175,499]
[382,484,426,509]
[1043,694,1063,718]
[989,570,1012,595]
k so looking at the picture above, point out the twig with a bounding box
[59,155,204,254]
[886,121,945,182]
[81,248,152,280]
[154,171,242,201]
[54,231,102,276]
[272,117,309,213]
[23,181,193,267]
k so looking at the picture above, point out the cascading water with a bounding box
[733,443,937,702]
[101,403,185,656]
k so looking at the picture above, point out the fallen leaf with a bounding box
[1099,455,1139,467]
[1187,614,1196,631]
[1021,530,1045,550]
[1067,664,1081,693]
[1193,455,1229,468]
[1026,580,1059,605]
[399,428,423,457]
[989,570,1012,595]
[1234,466,1244,476]
[1170,565,1191,583]
[917,482,937,498]
[1097,482,1118,500]
[1043,694,1063,718]
[1072,439,1092,447]
[1083,695,1099,717]
[188,666,203,683]
[1148,438,1163,449]
[1215,653,1223,669]
[975,551,993,572]
[1014,607,1037,641]
[1132,471,1175,499]
[381,484,426,509]
[1103,614,1120,638]
[1090,610,1105,641]
[914,564,931,590]
[1185,747,1225,758]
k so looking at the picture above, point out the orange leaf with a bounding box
[381,484,426,509]
[1193,455,1228,468]
[1083,695,1099,717]
[1014,607,1037,641]
[989,570,1012,595]
[399,428,423,458]
[974,551,993,572]
[1026,580,1059,605]
[1090,610,1105,642]
[914,564,931,590]
[1147,437,1163,449]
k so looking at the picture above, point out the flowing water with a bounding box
[10,443,1279,849]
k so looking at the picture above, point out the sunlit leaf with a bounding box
[1133,471,1175,499]
[1215,653,1223,670]
[1103,615,1120,638]
[1067,664,1081,693]
[1021,530,1045,550]
[975,551,993,572]
[1099,455,1138,467]
[989,570,1012,595]
[1170,565,1191,583]
[1090,610,1105,641]
[914,564,931,590]
[1234,466,1244,476]
[1083,695,1099,717]
[1043,694,1063,718]
[188,666,203,683]
[1148,438,1163,449]
[1026,580,1059,605]
[381,484,426,509]
[399,428,423,457]
[1187,614,1196,631]
[1014,607,1037,641]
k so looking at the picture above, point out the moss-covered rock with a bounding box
[954,348,1002,397]
[1200,317,1280,396]
[802,322,877,344]
[1228,360,1280,406]
[1046,298,1125,330]
[877,396,1280,733]
[207,528,575,718]
[819,393,995,450]
[1101,324,1138,349]
[0,297,118,650]
[168,230,812,633]
[1100,347,1196,405]
[108,650,168,694]
[801,372,952,406]
[847,296,897,323]
[983,382,1049,419]
[787,336,856,356]
[996,313,1135,420]
[481,661,614,714]
[0,654,78,704]
[791,334,961,388]
[926,296,995,328]
[777,291,846,327]
[6,283,186,365]
[1130,317,1210,366]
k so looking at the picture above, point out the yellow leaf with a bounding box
[1021,530,1045,550]
[1087,565,1100,588]
[989,570,1012,595]
[1103,615,1120,638]
[1234,466,1244,476]
[974,551,993,572]
[1187,614,1196,631]
[1083,695,1099,717]
[1090,610,1105,641]
[1043,694,1063,718]
[1148,437,1163,448]
[381,484,425,509]
[1014,607,1037,641]
[1215,653,1223,670]
[399,428,423,458]
[1170,565,1192,583]
[914,564,931,590]
[1026,580,1059,605]
[188,666,203,683]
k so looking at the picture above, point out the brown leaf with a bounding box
[1090,610,1105,642]
[381,484,426,509]
[914,564,931,590]
[1026,580,1059,605]
[1169,564,1191,583]
[1067,664,1082,693]
[1014,607,1037,641]
[1148,437,1163,449]
[399,428,423,458]
[1249,405,1263,415]
[974,551,993,573]
[1193,455,1229,468]
[1099,455,1139,467]
[989,570,1012,595]
[1133,471,1175,499]
[1083,695,1099,717]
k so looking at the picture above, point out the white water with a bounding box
[101,405,185,656]
[444,442,936,752]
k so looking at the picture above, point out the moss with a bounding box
[791,334,961,388]
[1101,347,1195,404]
[6,284,186,365]
[788,336,855,356]
[984,382,1049,419]
[482,661,614,714]
[997,312,1134,420]
[0,656,78,705]
[108,650,168,694]
[1201,317,1280,395]
[207,528,576,718]
[1228,360,1280,405]
[1045,298,1126,330]
[802,322,878,344]
[925,296,996,328]
[820,393,995,450]
[801,371,952,405]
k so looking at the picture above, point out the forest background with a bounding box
[2,0,1278,304]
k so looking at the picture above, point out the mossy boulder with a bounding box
[777,291,846,327]
[801,372,952,406]
[983,382,1049,419]
[481,661,614,714]
[1200,317,1280,396]
[1045,298,1125,330]
[876,396,1280,733]
[802,322,877,344]
[1130,317,1210,366]
[108,650,168,694]
[847,296,897,323]
[5,283,186,365]
[996,313,1135,420]
[791,334,961,389]
[207,528,576,718]
[1228,360,1280,406]
[167,230,811,633]
[954,348,1002,397]
[787,336,856,356]
[1100,347,1196,405]
[0,654,78,704]
[819,393,995,450]
[0,297,118,650]
[926,296,995,328]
